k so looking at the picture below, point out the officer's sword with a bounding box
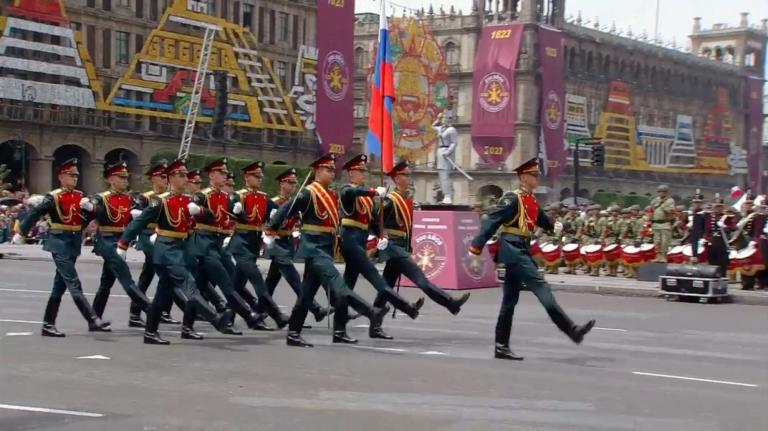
[445,156,474,181]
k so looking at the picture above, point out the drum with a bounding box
[580,244,604,266]
[541,243,562,265]
[486,238,499,257]
[640,244,656,262]
[562,243,581,264]
[603,244,622,263]
[530,240,542,258]
[621,245,643,267]
[736,244,765,276]
[682,239,708,264]
[728,249,743,275]
[666,245,686,264]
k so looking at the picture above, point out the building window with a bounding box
[269,10,276,44]
[292,14,299,49]
[277,12,289,43]
[258,7,265,43]
[445,42,459,66]
[116,31,130,65]
[103,0,112,11]
[87,0,96,7]
[102,28,112,68]
[135,34,144,54]
[117,0,129,7]
[150,0,158,20]
[274,60,286,85]
[355,47,368,71]
[233,1,240,25]
[243,4,254,29]
[135,0,143,18]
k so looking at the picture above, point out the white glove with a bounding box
[764,223,768,235]
[130,209,142,219]
[223,236,231,249]
[187,202,201,216]
[291,230,301,239]
[79,197,94,212]
[269,208,278,219]
[262,234,275,247]
[377,237,389,251]
[717,221,725,229]
[116,246,127,260]
[554,221,563,233]
[150,233,157,244]
[232,202,243,214]
[375,186,387,197]
[11,233,24,245]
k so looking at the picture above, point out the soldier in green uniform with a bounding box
[118,158,236,344]
[469,158,594,360]
[583,204,602,276]
[335,155,424,344]
[600,206,621,276]
[261,167,330,323]
[617,208,637,277]
[369,161,470,340]
[128,160,179,327]
[264,153,390,348]
[562,205,582,274]
[228,161,290,329]
[671,205,688,246]
[12,158,111,336]
[86,161,152,321]
[536,204,562,274]
[650,185,676,262]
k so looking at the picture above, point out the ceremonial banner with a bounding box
[538,26,566,179]
[316,0,355,158]
[744,76,764,193]
[470,24,524,165]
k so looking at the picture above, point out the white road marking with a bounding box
[632,371,759,388]
[5,332,32,336]
[76,355,111,360]
[419,351,448,356]
[0,319,43,324]
[0,288,129,299]
[353,324,370,329]
[595,327,627,332]
[350,345,406,353]
[0,403,104,418]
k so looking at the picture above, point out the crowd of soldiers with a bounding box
[529,186,768,290]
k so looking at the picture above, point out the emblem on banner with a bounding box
[412,232,447,278]
[478,72,510,113]
[322,50,349,102]
[544,90,562,130]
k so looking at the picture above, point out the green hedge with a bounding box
[149,151,311,196]
[592,191,651,209]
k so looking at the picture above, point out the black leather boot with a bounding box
[160,311,181,325]
[450,292,471,315]
[312,306,330,323]
[333,331,358,344]
[369,326,394,340]
[41,323,65,338]
[286,331,313,347]
[128,314,146,328]
[274,313,290,330]
[247,313,274,331]
[88,317,112,332]
[214,309,239,334]
[569,319,596,344]
[143,331,170,345]
[181,326,204,340]
[407,297,425,320]
[494,343,524,360]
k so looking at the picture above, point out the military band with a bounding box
[13,153,764,359]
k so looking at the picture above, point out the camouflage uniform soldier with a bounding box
[650,185,676,262]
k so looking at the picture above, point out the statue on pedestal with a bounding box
[434,113,458,204]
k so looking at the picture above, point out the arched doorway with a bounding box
[104,148,140,191]
[0,140,38,192]
[52,145,91,190]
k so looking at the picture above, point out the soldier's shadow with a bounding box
[88,328,277,352]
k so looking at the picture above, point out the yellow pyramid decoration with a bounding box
[104,0,302,132]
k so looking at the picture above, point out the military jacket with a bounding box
[227,188,278,257]
[120,192,193,266]
[17,188,88,257]
[189,186,231,257]
[377,189,413,261]
[263,194,300,259]
[650,196,675,228]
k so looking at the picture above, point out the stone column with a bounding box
[28,157,53,194]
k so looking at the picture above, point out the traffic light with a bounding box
[211,71,228,139]
[591,143,605,167]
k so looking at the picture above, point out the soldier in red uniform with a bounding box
[261,167,330,322]
[186,169,203,194]
[119,159,236,344]
[228,161,290,329]
[85,161,152,321]
[13,158,111,336]
[732,194,767,290]
[690,194,733,274]
[335,154,424,344]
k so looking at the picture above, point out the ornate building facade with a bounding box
[353,0,767,205]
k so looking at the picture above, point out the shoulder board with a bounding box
[50,188,62,196]
[201,187,213,194]
[158,192,170,198]
[271,196,281,202]
[236,188,248,194]
[142,191,155,198]
[256,191,268,196]
[98,191,111,198]
[74,189,83,195]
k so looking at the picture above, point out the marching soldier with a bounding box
[228,161,290,328]
[469,158,595,360]
[186,169,203,194]
[650,185,675,262]
[336,155,424,344]
[87,161,152,321]
[118,158,236,344]
[129,160,179,328]
[261,167,330,323]
[12,158,111,336]
[370,161,470,340]
[190,158,262,331]
[264,153,390,348]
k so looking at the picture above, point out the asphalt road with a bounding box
[1,259,766,431]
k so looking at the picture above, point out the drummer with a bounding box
[757,197,768,290]
[690,194,730,274]
[537,204,563,274]
[732,193,766,290]
[582,204,603,276]
[600,206,621,277]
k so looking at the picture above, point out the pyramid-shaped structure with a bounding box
[104,0,302,132]
[0,0,103,108]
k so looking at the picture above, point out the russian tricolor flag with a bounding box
[366,0,395,173]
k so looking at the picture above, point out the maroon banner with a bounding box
[538,26,566,179]
[470,24,524,165]
[316,0,355,159]
[744,76,764,193]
